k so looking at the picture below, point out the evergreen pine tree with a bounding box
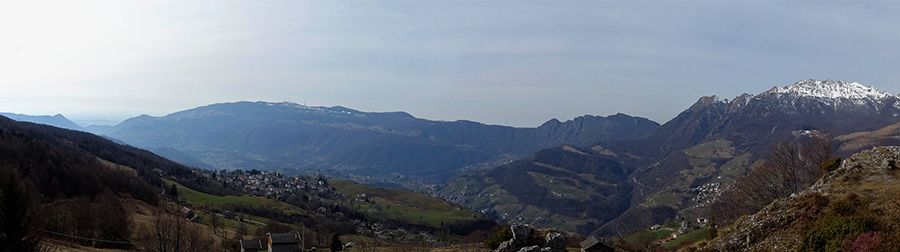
[330,233,342,251]
[169,184,178,198]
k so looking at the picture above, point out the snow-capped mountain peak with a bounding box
[769,79,893,100]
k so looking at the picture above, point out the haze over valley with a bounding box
[2,1,900,251]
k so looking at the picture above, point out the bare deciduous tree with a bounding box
[233,221,247,241]
[136,209,216,252]
[710,133,833,224]
[94,190,131,246]
[208,212,220,234]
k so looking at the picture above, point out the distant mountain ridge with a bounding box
[769,79,892,99]
[441,79,900,236]
[101,101,659,182]
[0,112,86,132]
[603,79,900,235]
[635,79,900,156]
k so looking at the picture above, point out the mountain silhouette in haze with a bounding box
[99,101,659,183]
[0,112,86,132]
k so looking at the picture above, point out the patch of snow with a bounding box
[768,79,894,100]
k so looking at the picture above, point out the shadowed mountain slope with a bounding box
[439,145,638,235]
[101,101,659,182]
[443,79,900,236]
[597,79,900,236]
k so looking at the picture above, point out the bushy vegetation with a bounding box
[798,193,897,252]
[821,157,842,173]
[485,225,512,250]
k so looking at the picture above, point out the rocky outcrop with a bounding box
[511,225,533,247]
[544,232,566,252]
[702,146,900,251]
[495,225,568,252]
[812,146,900,191]
[516,246,540,252]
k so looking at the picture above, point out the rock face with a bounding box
[544,232,566,252]
[544,232,564,248]
[812,146,900,191]
[511,225,533,247]
[496,241,511,252]
[495,225,568,252]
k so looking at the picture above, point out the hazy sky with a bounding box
[1,1,898,127]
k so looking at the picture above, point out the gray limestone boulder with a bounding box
[516,245,541,252]
[495,240,512,252]
[511,225,533,247]
[545,232,565,249]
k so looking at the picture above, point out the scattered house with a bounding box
[181,207,202,223]
[696,218,709,226]
[240,239,263,252]
[190,215,203,223]
[267,232,301,252]
[189,214,203,223]
[181,207,195,218]
[679,217,691,234]
[580,236,614,252]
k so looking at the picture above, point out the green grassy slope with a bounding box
[329,179,485,228]
[162,178,306,217]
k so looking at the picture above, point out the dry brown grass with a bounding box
[42,236,129,252]
[835,122,900,153]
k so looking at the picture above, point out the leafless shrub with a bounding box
[134,208,217,252]
[710,133,833,224]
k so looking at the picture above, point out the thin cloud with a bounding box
[0,1,897,126]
